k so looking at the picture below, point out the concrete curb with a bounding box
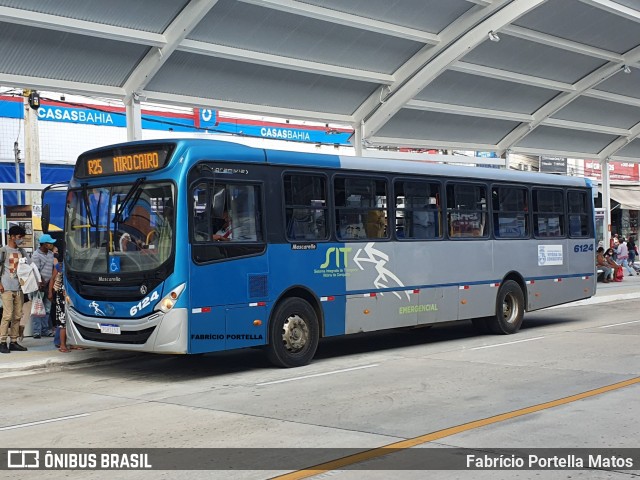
[0,350,141,377]
[550,291,640,309]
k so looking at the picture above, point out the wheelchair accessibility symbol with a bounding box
[110,256,121,273]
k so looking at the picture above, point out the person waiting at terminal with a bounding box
[596,247,613,283]
[604,248,622,282]
[30,233,56,338]
[628,236,637,265]
[0,225,30,353]
[615,237,636,276]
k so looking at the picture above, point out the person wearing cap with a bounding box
[30,233,56,338]
[0,225,29,353]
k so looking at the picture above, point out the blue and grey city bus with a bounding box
[46,139,596,367]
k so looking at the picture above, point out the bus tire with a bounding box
[487,280,524,335]
[266,298,319,368]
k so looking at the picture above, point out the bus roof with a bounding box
[82,138,592,189]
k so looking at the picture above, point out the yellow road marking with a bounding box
[273,376,640,480]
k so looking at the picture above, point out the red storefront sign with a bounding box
[583,160,639,181]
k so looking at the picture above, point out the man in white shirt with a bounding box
[30,233,56,338]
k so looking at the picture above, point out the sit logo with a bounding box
[320,247,352,268]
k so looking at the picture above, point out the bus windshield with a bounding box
[65,182,174,274]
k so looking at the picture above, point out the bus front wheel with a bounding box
[267,298,319,368]
[487,280,524,335]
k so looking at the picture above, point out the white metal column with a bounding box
[24,96,41,206]
[125,96,142,141]
[600,157,611,248]
[353,123,363,156]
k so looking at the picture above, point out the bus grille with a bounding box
[74,323,156,344]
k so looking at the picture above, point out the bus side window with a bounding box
[334,176,388,241]
[447,183,487,238]
[492,186,529,238]
[284,173,328,241]
[396,180,441,240]
[568,190,591,237]
[533,188,565,237]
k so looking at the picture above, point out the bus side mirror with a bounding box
[41,204,50,233]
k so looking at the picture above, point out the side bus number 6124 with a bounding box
[574,244,594,253]
[130,291,160,316]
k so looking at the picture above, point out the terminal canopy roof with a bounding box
[1,0,640,161]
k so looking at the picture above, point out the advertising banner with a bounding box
[583,160,639,181]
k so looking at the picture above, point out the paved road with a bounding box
[1,293,638,479]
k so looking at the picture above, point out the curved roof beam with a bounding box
[0,73,125,99]
[406,100,630,136]
[122,0,220,101]
[498,44,640,154]
[360,0,546,139]
[501,25,623,62]
[178,40,395,84]
[451,61,574,91]
[352,0,513,131]
[598,119,640,160]
[0,6,166,46]
[237,0,439,43]
[585,89,640,108]
[141,91,354,124]
[578,0,640,23]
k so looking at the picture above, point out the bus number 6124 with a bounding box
[130,291,160,316]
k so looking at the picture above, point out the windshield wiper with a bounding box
[81,184,96,228]
[113,177,145,224]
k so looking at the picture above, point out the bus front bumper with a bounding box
[66,307,189,354]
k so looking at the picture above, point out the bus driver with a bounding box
[213,209,232,241]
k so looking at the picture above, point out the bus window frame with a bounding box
[392,176,443,241]
[188,176,267,264]
[566,188,593,239]
[333,174,390,242]
[281,169,331,244]
[490,183,531,240]
[444,180,490,240]
[532,187,566,239]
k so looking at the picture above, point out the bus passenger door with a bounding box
[188,180,268,353]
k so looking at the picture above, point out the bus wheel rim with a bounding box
[502,292,518,324]
[282,314,309,353]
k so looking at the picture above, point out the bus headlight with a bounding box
[157,283,186,313]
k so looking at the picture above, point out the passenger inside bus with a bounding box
[365,209,386,238]
[213,209,232,241]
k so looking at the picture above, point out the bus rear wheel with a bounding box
[486,280,524,335]
[267,298,319,368]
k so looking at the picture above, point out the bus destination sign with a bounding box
[76,145,173,178]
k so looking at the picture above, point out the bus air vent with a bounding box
[248,274,268,298]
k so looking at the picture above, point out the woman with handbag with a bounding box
[604,248,623,282]
[49,255,69,352]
